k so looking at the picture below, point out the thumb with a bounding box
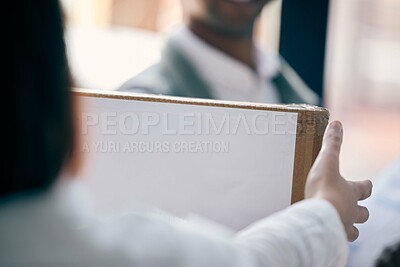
[315,121,344,171]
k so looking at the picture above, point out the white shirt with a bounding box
[170,27,281,104]
[0,178,348,267]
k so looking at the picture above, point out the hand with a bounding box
[305,121,373,242]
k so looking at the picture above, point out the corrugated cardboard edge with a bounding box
[73,88,329,205]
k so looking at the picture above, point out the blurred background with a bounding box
[62,0,399,181]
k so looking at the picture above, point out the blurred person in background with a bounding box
[119,0,319,105]
[1,0,373,266]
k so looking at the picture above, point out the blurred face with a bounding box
[185,0,272,37]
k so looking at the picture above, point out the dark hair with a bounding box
[376,241,400,267]
[2,0,74,197]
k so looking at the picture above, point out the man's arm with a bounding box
[96,121,371,267]
[235,198,348,267]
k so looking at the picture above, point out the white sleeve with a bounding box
[95,198,348,267]
[235,198,349,267]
